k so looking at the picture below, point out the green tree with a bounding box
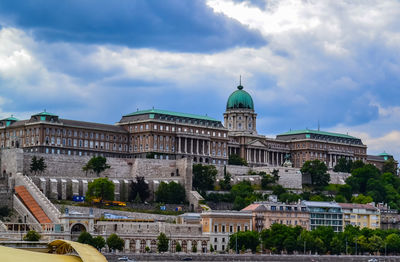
[82,156,110,177]
[92,236,106,251]
[30,156,47,175]
[382,158,398,175]
[351,194,373,204]
[23,230,41,241]
[283,235,297,254]
[176,242,182,252]
[300,160,330,187]
[77,231,93,245]
[219,166,232,190]
[345,164,380,193]
[338,184,353,201]
[106,233,124,252]
[228,154,248,166]
[351,160,365,171]
[86,177,115,202]
[155,181,186,204]
[385,233,400,255]
[157,232,169,252]
[228,231,260,253]
[231,181,255,210]
[261,173,277,190]
[330,235,345,255]
[192,164,217,195]
[129,176,150,202]
[333,158,352,173]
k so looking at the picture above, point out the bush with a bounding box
[23,230,41,241]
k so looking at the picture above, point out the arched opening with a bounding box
[71,223,86,235]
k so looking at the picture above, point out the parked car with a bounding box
[118,256,136,262]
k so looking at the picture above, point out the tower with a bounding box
[223,82,257,134]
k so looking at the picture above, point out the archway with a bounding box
[71,223,86,235]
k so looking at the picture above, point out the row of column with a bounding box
[246,148,286,166]
[329,154,365,168]
[177,137,211,156]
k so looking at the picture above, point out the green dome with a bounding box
[226,85,254,110]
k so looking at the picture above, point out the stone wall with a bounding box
[215,165,303,189]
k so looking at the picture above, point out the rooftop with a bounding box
[32,111,58,116]
[339,203,378,210]
[302,201,341,208]
[123,108,219,122]
[277,129,359,140]
[1,116,18,121]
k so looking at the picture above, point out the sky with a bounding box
[0,0,399,158]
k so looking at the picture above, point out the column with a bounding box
[191,138,194,154]
[330,154,332,168]
[197,139,199,155]
[253,149,256,163]
[178,137,181,153]
[208,141,211,156]
[202,140,205,155]
[280,153,283,166]
[267,151,269,164]
[276,152,279,167]
[185,138,188,153]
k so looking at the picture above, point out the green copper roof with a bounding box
[278,129,359,140]
[1,116,18,121]
[226,85,254,110]
[33,111,57,116]
[378,152,392,157]
[124,109,219,122]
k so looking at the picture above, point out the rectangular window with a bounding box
[214,225,218,232]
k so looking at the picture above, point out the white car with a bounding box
[118,256,136,262]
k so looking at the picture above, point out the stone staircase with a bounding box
[13,173,61,224]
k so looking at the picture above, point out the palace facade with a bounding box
[0,82,370,168]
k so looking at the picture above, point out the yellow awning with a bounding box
[0,245,82,262]
[49,239,108,262]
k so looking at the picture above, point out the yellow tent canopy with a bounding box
[0,245,82,262]
[0,239,108,262]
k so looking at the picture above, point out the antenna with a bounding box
[318,120,320,131]
[240,75,242,86]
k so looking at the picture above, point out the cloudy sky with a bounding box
[0,0,399,158]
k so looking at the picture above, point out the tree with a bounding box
[82,156,110,177]
[192,164,217,195]
[333,158,352,173]
[157,232,169,252]
[219,166,232,190]
[191,243,197,253]
[155,181,186,204]
[231,181,255,210]
[261,172,277,190]
[92,236,106,251]
[176,242,182,252]
[382,158,398,175]
[86,177,115,202]
[351,194,373,204]
[23,230,41,241]
[106,233,124,252]
[345,164,380,193]
[228,231,260,253]
[129,176,150,202]
[77,231,93,245]
[228,154,248,166]
[385,233,400,255]
[30,156,47,175]
[301,160,330,187]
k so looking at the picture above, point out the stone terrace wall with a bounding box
[215,165,303,189]
[23,153,131,179]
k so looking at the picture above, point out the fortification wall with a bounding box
[215,165,303,189]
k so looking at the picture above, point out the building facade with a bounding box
[302,201,343,232]
[1,82,375,169]
[200,210,252,252]
[242,202,309,232]
[339,203,380,229]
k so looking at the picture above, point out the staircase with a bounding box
[15,186,52,224]
[13,173,61,224]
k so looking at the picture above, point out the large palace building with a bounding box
[0,83,369,168]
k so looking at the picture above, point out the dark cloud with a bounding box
[0,0,265,52]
